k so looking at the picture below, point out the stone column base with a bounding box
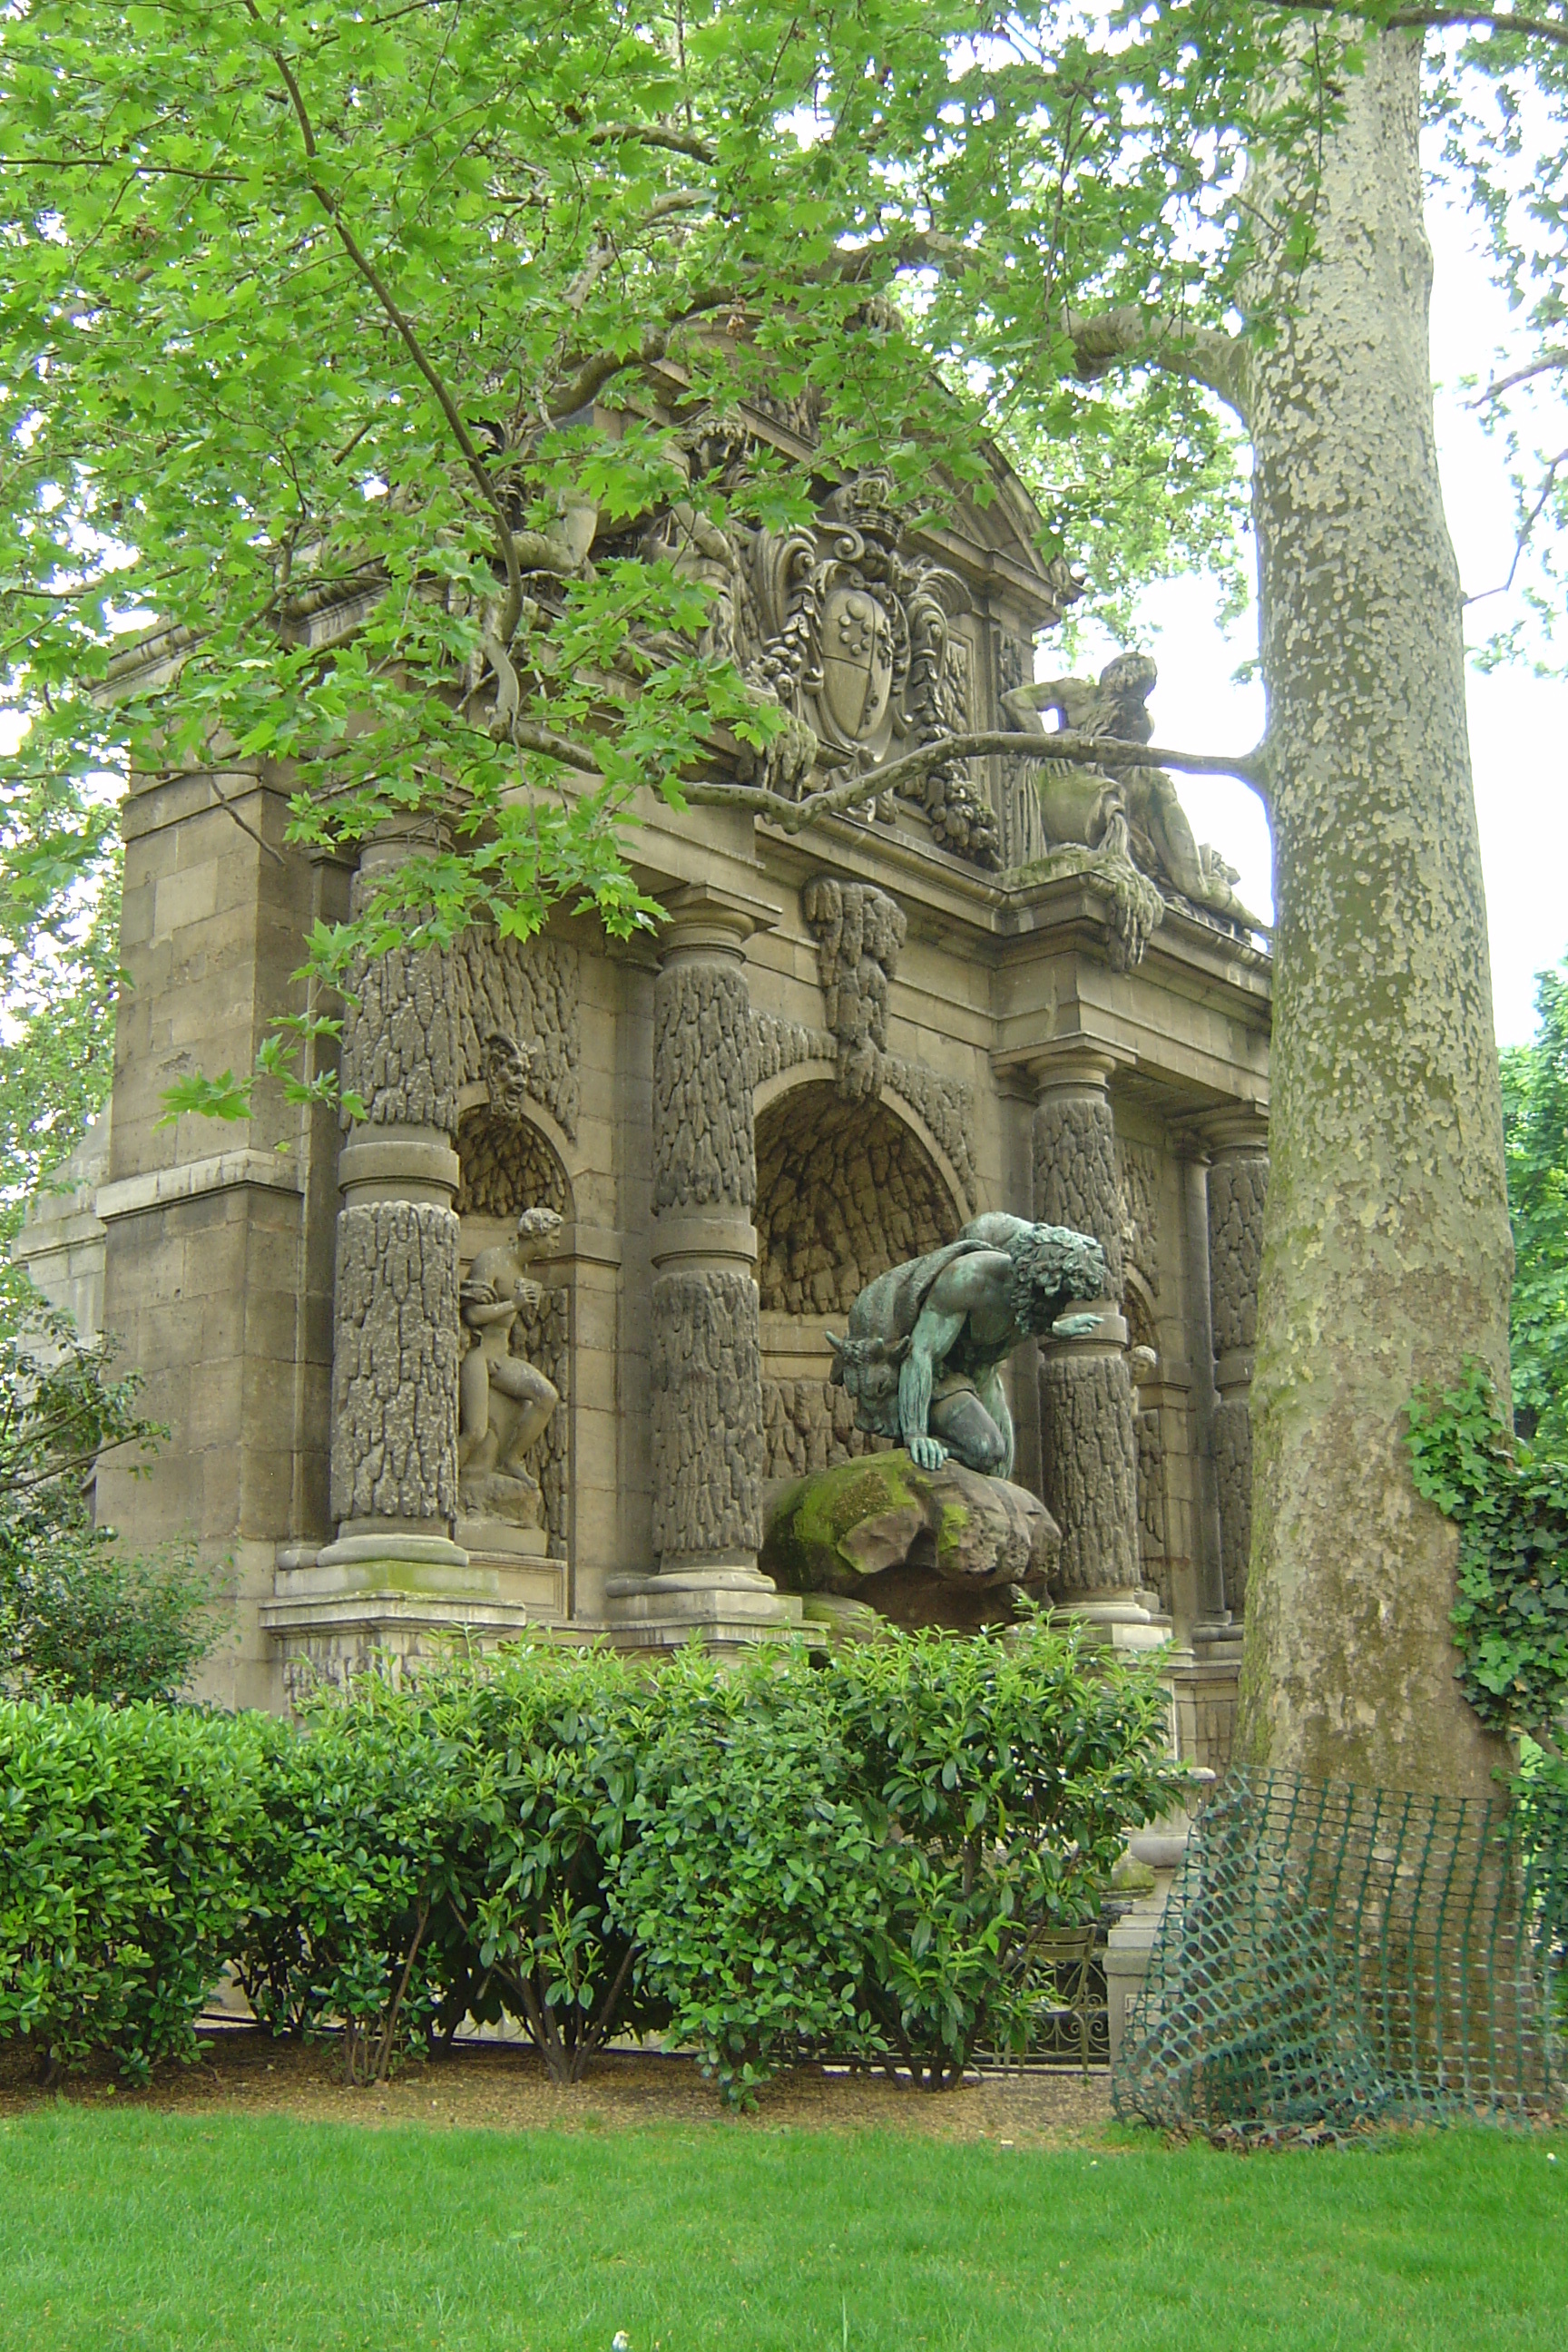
[260,1587,531,1702]
[1052,1585,1173,1653]
[1170,1622,1244,1772]
[1105,1823,1191,2064]
[603,1567,804,1652]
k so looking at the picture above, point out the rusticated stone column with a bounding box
[1032,1049,1165,1650]
[1206,1108,1269,1621]
[607,882,794,1647]
[315,846,471,1590]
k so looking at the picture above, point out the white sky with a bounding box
[1099,183,1568,1053]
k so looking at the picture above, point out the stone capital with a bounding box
[1201,1102,1269,1160]
[1024,1041,1132,1105]
[657,880,781,964]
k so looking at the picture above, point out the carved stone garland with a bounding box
[800,875,907,1102]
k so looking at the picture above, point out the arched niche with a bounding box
[455,1096,574,1223]
[755,1080,965,1318]
[755,1079,968,1485]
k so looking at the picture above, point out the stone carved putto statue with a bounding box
[828,1212,1106,1476]
[458,1204,563,1526]
[1001,652,1263,966]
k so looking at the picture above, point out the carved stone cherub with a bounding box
[458,1204,563,1525]
[828,1213,1106,1477]
[1002,652,1262,930]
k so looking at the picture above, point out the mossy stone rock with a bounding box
[760,1450,1061,1630]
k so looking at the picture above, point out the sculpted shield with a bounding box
[819,586,894,754]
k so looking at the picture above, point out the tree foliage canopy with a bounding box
[1,4,1563,1119]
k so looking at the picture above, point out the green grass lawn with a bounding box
[1,2109,1565,2352]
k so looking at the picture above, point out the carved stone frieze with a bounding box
[652,959,756,1214]
[1136,1405,1168,1601]
[514,1279,570,1555]
[1117,1138,1162,1298]
[1208,1141,1267,1618]
[329,1201,462,1523]
[761,1377,883,1483]
[650,1269,766,1561]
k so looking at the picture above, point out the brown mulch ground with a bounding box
[0,2027,1113,2144]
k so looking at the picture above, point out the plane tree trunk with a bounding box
[1229,30,1513,1794]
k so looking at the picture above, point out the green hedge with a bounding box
[0,1623,1187,2100]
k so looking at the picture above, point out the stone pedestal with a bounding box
[1032,1049,1170,1651]
[1105,1821,1192,2063]
[605,882,795,1647]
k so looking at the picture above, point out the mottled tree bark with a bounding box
[1231,33,1514,1793]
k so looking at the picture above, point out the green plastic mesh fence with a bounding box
[1113,1769,1568,2136]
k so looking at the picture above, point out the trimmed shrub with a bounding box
[832,1613,1186,2085]
[0,1697,265,2080]
[612,1645,888,2103]
[0,1624,1187,2096]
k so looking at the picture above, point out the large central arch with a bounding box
[754,1080,966,1480]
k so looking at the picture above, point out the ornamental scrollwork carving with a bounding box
[640,464,1002,867]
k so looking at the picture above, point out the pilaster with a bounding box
[1205,1106,1269,1623]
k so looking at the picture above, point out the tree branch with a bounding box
[684,728,1269,832]
[1269,3,1568,51]
[1463,443,1568,603]
[240,0,534,642]
[587,121,718,165]
[1471,348,1568,404]
[1061,306,1249,418]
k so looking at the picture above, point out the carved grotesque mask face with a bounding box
[483,1030,535,1121]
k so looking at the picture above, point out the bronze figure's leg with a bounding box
[927,1387,1007,1475]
